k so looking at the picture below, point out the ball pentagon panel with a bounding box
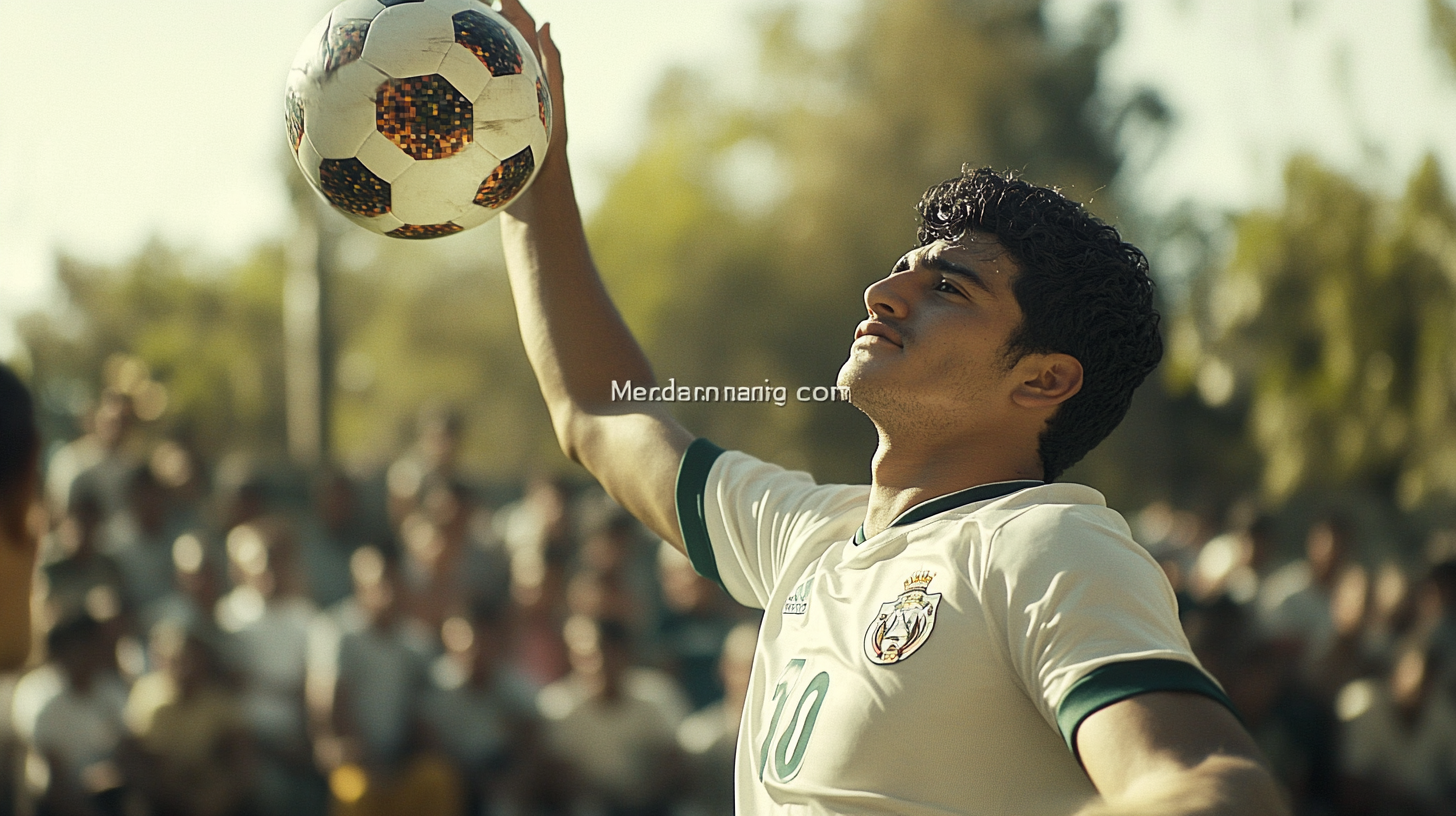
[473,146,534,210]
[375,74,473,160]
[388,223,465,239]
[361,2,456,79]
[451,9,523,78]
[319,158,392,218]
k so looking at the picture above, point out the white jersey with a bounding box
[675,440,1232,816]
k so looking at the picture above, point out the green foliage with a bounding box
[19,242,290,458]
[1171,156,1456,507]
[1432,0,1456,70]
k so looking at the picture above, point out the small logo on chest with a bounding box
[783,577,813,616]
[864,570,941,665]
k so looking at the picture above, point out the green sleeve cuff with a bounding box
[675,438,727,593]
[1056,658,1240,762]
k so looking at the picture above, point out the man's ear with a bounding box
[1010,353,1082,409]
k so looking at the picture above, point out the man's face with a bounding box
[838,233,1027,435]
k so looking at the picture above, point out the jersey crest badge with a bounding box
[864,570,940,665]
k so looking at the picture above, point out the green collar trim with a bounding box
[853,480,1043,545]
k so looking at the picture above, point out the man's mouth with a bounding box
[854,320,903,348]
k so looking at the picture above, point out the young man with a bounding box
[495,2,1287,813]
[0,363,41,671]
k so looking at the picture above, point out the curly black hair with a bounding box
[917,167,1161,481]
[0,363,39,542]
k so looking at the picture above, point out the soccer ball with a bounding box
[286,0,552,239]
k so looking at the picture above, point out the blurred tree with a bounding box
[589,0,1152,487]
[18,242,290,459]
[1167,156,1456,508]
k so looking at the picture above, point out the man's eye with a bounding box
[934,278,959,294]
[892,259,911,274]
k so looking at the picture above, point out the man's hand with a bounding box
[497,0,566,170]
[496,0,695,550]
[1074,692,1290,816]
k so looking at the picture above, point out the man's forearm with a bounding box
[500,157,658,457]
[1074,756,1289,816]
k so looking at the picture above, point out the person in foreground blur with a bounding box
[494,1,1287,813]
[1,363,42,671]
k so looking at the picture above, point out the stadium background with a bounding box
[3,1,1456,814]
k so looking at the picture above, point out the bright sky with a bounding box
[2,0,1455,357]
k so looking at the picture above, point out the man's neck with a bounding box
[863,429,1043,539]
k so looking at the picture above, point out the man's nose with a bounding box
[864,265,917,319]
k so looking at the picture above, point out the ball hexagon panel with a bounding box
[472,73,536,123]
[376,74,472,160]
[292,15,332,72]
[295,134,326,189]
[320,158,392,217]
[451,10,523,77]
[451,201,498,230]
[380,0,425,6]
[355,130,414,182]
[343,210,405,235]
[388,223,464,239]
[362,2,456,79]
[327,59,389,101]
[473,116,538,165]
[473,146,534,209]
[390,142,497,223]
[303,81,376,159]
[332,0,387,21]
[422,0,482,17]
[437,42,493,101]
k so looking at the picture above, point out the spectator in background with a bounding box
[41,488,124,626]
[309,546,458,816]
[401,481,510,632]
[677,621,758,816]
[1,362,42,670]
[298,470,368,609]
[567,512,649,635]
[45,389,137,518]
[1260,513,1354,662]
[104,467,182,613]
[1336,637,1456,815]
[29,614,129,816]
[387,406,465,525]
[420,613,539,815]
[124,622,251,816]
[656,542,738,710]
[214,519,324,815]
[538,615,687,816]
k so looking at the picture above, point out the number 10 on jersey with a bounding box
[759,658,831,783]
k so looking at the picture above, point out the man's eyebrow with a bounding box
[924,253,993,294]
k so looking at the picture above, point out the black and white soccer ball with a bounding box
[286,0,552,239]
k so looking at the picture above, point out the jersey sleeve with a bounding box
[978,502,1236,760]
[675,439,868,609]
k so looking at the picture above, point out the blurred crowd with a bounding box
[1140,501,1456,816]
[4,389,1456,816]
[1,392,757,816]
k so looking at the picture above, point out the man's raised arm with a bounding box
[497,0,694,549]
